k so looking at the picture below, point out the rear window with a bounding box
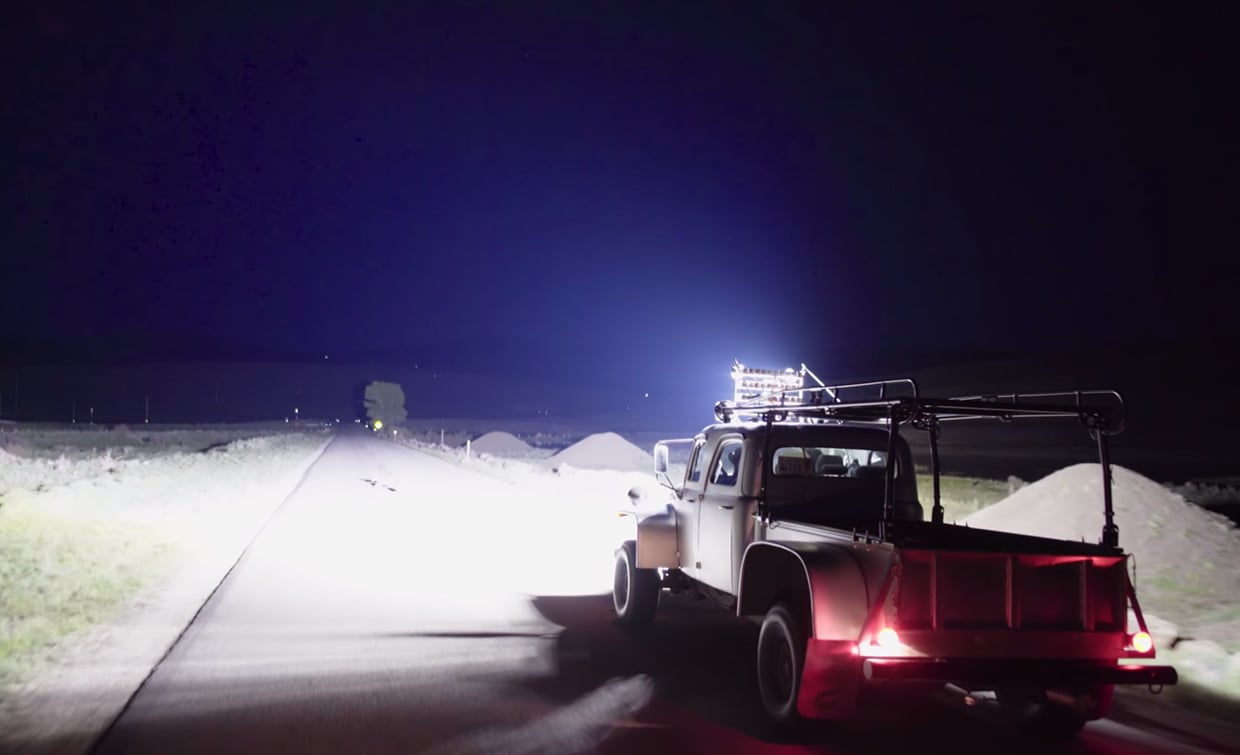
[771,446,892,478]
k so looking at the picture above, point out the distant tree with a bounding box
[363,381,407,426]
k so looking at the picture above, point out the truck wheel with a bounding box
[757,603,806,725]
[613,541,659,624]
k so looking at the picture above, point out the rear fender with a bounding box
[738,541,881,640]
[740,541,892,719]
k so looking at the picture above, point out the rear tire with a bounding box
[757,603,807,725]
[613,541,659,624]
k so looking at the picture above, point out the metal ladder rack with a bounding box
[721,365,1128,549]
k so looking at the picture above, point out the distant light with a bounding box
[1131,631,1153,653]
[644,392,649,398]
[324,354,329,360]
[374,419,384,431]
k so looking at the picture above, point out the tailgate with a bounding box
[859,548,1141,663]
[896,550,1126,637]
[854,548,1176,686]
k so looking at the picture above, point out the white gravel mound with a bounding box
[964,463,1240,647]
[551,432,653,473]
[469,431,537,457]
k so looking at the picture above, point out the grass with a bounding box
[0,496,175,690]
[916,473,1014,523]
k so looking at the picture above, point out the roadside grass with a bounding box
[916,474,1013,523]
[0,495,175,691]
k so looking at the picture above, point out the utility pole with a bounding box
[144,396,149,424]
[72,399,77,424]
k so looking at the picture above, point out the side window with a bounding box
[687,441,708,484]
[711,440,743,487]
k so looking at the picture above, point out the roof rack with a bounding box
[721,370,1127,548]
[723,388,1124,434]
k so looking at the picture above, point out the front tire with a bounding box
[613,541,659,624]
[757,603,807,725]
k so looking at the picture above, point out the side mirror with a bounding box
[654,443,669,475]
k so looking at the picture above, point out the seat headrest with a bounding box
[815,454,845,475]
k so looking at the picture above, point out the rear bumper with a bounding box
[862,658,1178,686]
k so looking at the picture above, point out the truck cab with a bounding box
[670,423,920,596]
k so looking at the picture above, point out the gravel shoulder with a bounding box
[0,430,332,755]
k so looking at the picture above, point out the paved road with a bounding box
[91,431,1239,755]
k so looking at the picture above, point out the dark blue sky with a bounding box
[3,2,1236,382]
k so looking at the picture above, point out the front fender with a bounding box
[623,504,678,569]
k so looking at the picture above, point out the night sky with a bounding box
[3,2,1236,386]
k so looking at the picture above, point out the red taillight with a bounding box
[876,627,901,648]
[1131,631,1153,653]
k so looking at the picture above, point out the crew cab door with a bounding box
[674,439,710,574]
[697,437,744,593]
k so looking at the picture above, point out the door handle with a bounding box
[718,504,734,510]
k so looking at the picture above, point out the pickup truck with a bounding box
[613,377,1176,735]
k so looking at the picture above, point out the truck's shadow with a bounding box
[522,593,1098,754]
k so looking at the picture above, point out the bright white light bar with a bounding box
[731,360,803,404]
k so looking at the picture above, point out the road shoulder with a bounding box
[0,435,332,755]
